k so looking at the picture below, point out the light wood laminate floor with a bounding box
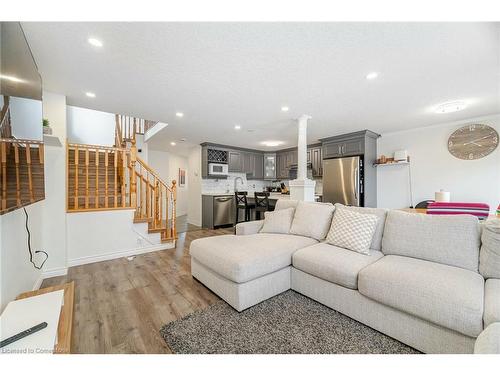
[41,227,233,353]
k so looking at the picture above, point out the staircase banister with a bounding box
[67,142,128,152]
[136,156,173,192]
[0,138,43,145]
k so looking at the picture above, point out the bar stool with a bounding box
[234,191,255,226]
[254,192,270,220]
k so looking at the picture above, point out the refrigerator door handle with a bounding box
[354,167,359,200]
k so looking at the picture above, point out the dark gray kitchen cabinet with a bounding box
[275,153,285,179]
[309,146,322,177]
[322,141,344,159]
[343,139,364,156]
[253,153,264,179]
[228,151,242,172]
[321,131,376,159]
[241,152,252,174]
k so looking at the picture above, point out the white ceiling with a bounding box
[22,22,500,152]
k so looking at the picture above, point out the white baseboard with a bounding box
[67,242,175,267]
[42,267,68,279]
[32,267,68,291]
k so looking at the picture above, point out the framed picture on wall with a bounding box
[178,168,186,188]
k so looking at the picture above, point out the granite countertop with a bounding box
[202,192,321,200]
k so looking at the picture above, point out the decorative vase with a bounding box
[43,126,52,135]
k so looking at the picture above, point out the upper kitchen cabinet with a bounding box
[228,151,242,172]
[263,153,276,180]
[253,153,264,179]
[320,130,379,160]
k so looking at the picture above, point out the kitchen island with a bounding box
[201,192,322,229]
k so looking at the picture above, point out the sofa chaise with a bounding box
[189,200,500,354]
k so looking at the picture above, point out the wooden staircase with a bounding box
[67,115,176,243]
[1,96,45,214]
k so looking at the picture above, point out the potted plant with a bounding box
[42,118,52,135]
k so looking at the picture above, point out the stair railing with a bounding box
[0,138,44,214]
[116,115,159,144]
[66,142,131,211]
[134,155,177,240]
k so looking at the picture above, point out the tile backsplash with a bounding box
[202,173,323,194]
[202,173,268,194]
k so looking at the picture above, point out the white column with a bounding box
[296,115,310,180]
[289,114,316,202]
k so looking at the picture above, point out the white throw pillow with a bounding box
[260,207,295,234]
[274,199,299,211]
[289,201,335,240]
[326,207,378,255]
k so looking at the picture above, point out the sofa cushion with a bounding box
[290,201,335,241]
[274,199,299,211]
[260,207,295,234]
[484,278,500,328]
[479,219,500,279]
[382,210,481,271]
[326,207,378,255]
[334,204,388,252]
[292,243,384,289]
[474,323,500,354]
[190,233,318,283]
[358,255,484,337]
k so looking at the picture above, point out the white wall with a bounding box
[135,134,149,163]
[188,146,202,226]
[149,149,189,217]
[377,114,500,211]
[9,96,43,141]
[41,91,67,275]
[0,201,45,312]
[66,209,168,266]
[67,105,115,146]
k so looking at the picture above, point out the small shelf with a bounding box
[373,161,410,167]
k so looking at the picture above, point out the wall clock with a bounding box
[447,124,499,160]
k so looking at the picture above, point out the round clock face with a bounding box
[448,124,499,160]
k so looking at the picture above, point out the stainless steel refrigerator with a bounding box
[323,156,363,206]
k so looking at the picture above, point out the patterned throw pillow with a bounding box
[260,207,295,234]
[326,207,379,255]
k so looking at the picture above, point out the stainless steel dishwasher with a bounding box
[213,195,235,227]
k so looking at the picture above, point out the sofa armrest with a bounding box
[235,220,264,235]
[475,323,500,354]
[484,279,500,327]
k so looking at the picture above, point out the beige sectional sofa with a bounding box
[189,200,500,354]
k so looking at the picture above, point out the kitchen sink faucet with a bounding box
[234,176,244,192]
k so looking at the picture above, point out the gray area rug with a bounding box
[160,291,420,354]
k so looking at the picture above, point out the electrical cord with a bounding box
[23,207,48,270]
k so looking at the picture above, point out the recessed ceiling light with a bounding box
[234,125,241,130]
[0,74,24,83]
[170,142,176,146]
[281,106,289,112]
[85,92,96,98]
[435,101,467,114]
[175,112,184,118]
[88,38,103,47]
[366,72,379,80]
[261,141,284,147]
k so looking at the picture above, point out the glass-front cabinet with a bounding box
[264,153,276,180]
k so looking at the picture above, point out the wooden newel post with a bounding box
[130,141,137,208]
[171,180,177,237]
